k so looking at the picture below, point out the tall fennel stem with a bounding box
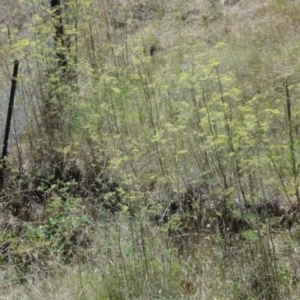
[137,64,165,176]
[202,86,228,191]
[216,67,247,206]
[285,80,299,203]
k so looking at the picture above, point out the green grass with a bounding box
[2,214,300,299]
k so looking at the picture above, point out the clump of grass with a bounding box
[2,214,300,299]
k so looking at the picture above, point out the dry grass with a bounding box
[1,218,300,299]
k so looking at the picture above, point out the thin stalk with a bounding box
[216,67,247,205]
[202,86,228,191]
[139,215,149,279]
[267,146,291,204]
[190,87,210,171]
[117,221,129,289]
[285,80,299,203]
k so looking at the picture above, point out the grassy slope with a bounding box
[2,0,300,299]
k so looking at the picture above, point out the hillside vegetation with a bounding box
[1,0,300,299]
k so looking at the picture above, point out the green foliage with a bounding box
[2,0,300,298]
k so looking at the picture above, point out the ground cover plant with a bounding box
[1,0,300,298]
